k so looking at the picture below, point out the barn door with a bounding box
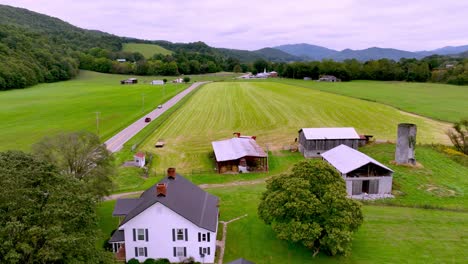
[369,180,380,194]
[352,181,362,195]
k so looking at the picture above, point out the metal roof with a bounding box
[226,258,255,264]
[321,144,393,174]
[300,127,360,140]
[115,174,219,232]
[212,138,267,162]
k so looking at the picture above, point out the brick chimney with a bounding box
[251,136,257,140]
[233,132,241,138]
[156,183,167,197]
[167,168,176,179]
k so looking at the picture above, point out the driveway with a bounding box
[105,81,209,152]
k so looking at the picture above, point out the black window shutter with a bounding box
[184,247,187,257]
[199,247,202,255]
[144,247,148,257]
[133,229,136,241]
[208,247,210,255]
[185,229,188,241]
[207,232,210,242]
[145,229,149,242]
[173,247,176,257]
[198,232,201,242]
[135,247,138,257]
[172,229,175,241]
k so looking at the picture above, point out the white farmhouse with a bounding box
[109,168,219,263]
[321,144,393,199]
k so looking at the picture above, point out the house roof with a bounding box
[226,258,255,264]
[113,198,141,216]
[212,137,267,162]
[115,174,219,232]
[299,127,360,140]
[321,144,393,174]
[109,230,124,243]
[134,152,145,158]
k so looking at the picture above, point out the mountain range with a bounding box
[274,43,468,61]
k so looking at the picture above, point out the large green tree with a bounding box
[258,160,363,256]
[446,119,468,154]
[32,131,115,197]
[0,151,115,263]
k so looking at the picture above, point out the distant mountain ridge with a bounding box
[274,43,468,61]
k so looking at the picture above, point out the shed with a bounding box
[212,133,267,173]
[151,80,164,85]
[298,127,360,158]
[134,152,146,167]
[318,75,340,82]
[321,144,393,197]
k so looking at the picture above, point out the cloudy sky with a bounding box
[2,0,468,51]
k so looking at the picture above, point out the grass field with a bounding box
[0,71,189,151]
[139,81,450,172]
[209,184,468,264]
[274,79,468,123]
[122,43,172,57]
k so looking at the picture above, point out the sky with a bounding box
[1,0,468,51]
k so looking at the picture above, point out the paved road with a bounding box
[105,81,210,153]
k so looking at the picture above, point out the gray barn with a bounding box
[322,144,393,197]
[298,127,361,158]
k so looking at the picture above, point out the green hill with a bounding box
[122,43,172,58]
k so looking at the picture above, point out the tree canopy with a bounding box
[258,160,363,256]
[447,119,468,155]
[0,151,115,264]
[32,131,115,198]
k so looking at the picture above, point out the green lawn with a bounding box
[96,200,118,248]
[122,43,173,57]
[273,79,468,123]
[0,70,189,151]
[139,81,450,172]
[208,184,468,264]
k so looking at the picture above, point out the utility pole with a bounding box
[95,112,100,137]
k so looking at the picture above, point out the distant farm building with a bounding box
[269,71,278,77]
[172,78,183,83]
[304,77,312,81]
[134,152,146,167]
[121,78,138,84]
[150,80,164,85]
[322,144,393,198]
[318,75,340,82]
[298,127,361,158]
[254,69,277,78]
[116,58,127,62]
[212,133,268,174]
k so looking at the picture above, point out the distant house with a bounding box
[226,258,255,264]
[269,71,278,77]
[318,75,340,82]
[321,144,393,197]
[109,168,219,263]
[121,78,138,84]
[212,133,268,173]
[134,152,146,167]
[298,127,361,158]
[304,77,312,81]
[172,78,183,83]
[117,58,127,63]
[151,80,164,85]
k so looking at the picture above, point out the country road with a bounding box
[105,81,209,152]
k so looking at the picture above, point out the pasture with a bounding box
[139,81,451,172]
[122,43,173,57]
[274,79,468,123]
[0,71,189,151]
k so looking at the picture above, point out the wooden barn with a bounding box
[212,133,267,174]
[298,127,361,158]
[322,144,393,197]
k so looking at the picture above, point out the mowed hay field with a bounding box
[0,71,188,151]
[209,184,468,264]
[122,43,172,57]
[140,81,450,172]
[275,79,468,123]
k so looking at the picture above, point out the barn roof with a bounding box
[212,138,267,162]
[321,144,393,174]
[299,127,360,140]
[115,174,219,232]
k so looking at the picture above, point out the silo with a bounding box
[395,123,417,165]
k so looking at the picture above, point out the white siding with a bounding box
[120,202,217,263]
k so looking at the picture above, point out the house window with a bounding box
[138,247,145,256]
[199,247,211,256]
[137,229,145,240]
[202,234,206,241]
[176,247,186,257]
[177,229,184,240]
[135,247,147,257]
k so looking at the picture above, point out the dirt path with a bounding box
[217,214,248,264]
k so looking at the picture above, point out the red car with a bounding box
[144,117,151,122]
